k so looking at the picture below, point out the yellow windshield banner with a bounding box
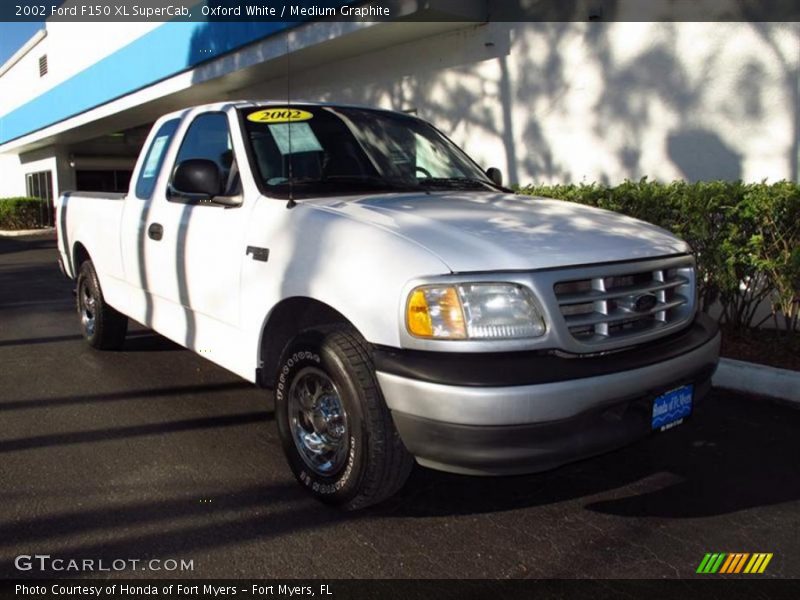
[247,108,314,123]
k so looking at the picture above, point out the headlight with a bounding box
[406,283,546,340]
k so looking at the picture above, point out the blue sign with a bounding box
[652,384,693,431]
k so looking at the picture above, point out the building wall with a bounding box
[0,155,26,197]
[1,20,798,201]
[0,19,159,198]
[239,21,799,186]
[0,21,160,117]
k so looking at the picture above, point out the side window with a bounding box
[170,112,238,199]
[414,131,468,178]
[135,119,180,199]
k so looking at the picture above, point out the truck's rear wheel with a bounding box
[275,325,413,510]
[76,260,128,350]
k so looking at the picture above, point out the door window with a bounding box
[170,112,239,199]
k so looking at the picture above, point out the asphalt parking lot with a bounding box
[1,233,798,579]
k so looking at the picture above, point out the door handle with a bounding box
[148,223,164,241]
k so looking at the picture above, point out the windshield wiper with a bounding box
[301,175,428,193]
[416,177,496,190]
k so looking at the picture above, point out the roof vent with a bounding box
[38,54,48,77]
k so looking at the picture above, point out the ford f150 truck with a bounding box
[56,102,720,509]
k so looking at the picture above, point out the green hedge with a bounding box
[0,197,50,230]
[517,180,800,333]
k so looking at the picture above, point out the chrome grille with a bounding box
[553,263,695,346]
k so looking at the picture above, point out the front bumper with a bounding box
[375,314,720,475]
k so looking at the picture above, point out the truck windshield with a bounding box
[239,105,497,198]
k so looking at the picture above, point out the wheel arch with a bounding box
[257,296,359,389]
[72,241,91,274]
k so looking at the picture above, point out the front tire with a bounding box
[275,325,413,510]
[76,260,128,350]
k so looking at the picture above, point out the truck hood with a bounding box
[307,192,690,272]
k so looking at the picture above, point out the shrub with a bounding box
[746,182,800,334]
[0,197,50,230]
[518,179,800,333]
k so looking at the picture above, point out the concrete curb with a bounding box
[713,357,800,404]
[0,227,56,238]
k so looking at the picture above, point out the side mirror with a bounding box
[486,167,503,187]
[173,159,222,198]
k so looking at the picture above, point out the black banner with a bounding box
[4,580,800,600]
[3,0,800,23]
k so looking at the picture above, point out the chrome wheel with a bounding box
[288,367,349,476]
[79,280,97,336]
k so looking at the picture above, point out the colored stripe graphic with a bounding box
[744,554,760,573]
[697,553,727,573]
[710,553,726,573]
[700,553,773,574]
[719,554,735,573]
[733,553,749,573]
[759,554,774,573]
[720,553,749,573]
[696,554,713,573]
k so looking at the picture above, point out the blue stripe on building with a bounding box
[0,20,296,145]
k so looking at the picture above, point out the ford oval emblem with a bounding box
[633,293,658,312]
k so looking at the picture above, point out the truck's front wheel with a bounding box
[275,326,413,510]
[76,261,128,350]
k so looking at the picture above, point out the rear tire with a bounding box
[76,260,128,350]
[275,325,413,510]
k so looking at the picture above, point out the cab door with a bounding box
[120,116,181,327]
[143,111,251,349]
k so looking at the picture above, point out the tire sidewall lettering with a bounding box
[276,350,320,402]
[298,435,357,495]
[278,347,358,497]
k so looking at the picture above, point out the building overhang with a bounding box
[0,0,488,156]
[0,27,47,78]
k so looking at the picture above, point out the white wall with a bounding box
[0,154,26,196]
[0,18,158,197]
[240,21,800,186]
[0,19,160,117]
[0,147,72,200]
[1,20,797,200]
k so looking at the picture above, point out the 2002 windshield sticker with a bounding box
[247,108,314,124]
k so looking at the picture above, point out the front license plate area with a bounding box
[651,384,693,431]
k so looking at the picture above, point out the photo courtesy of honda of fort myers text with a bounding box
[0,0,799,597]
[15,583,336,598]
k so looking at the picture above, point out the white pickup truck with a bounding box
[57,102,720,508]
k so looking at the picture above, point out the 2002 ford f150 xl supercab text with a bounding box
[56,102,720,509]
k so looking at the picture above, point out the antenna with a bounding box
[286,31,296,209]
